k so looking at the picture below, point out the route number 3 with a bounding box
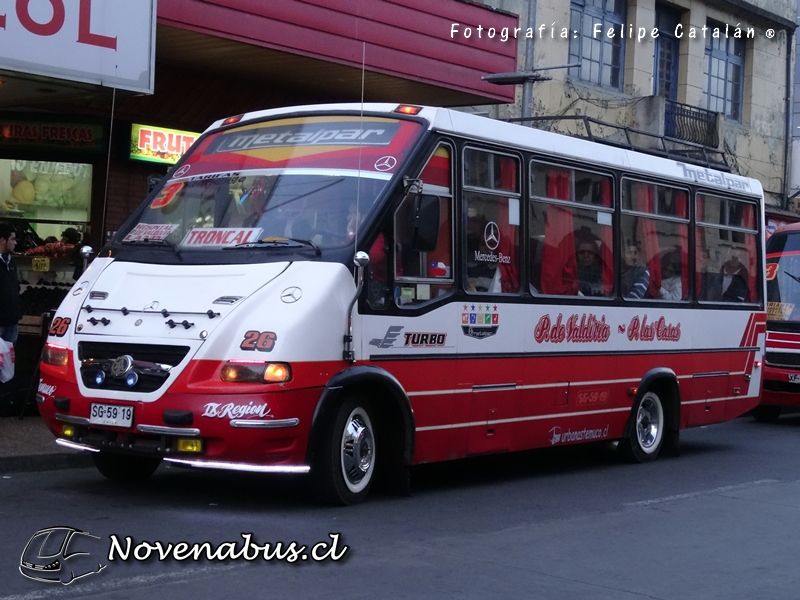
[240,330,277,352]
[48,317,71,337]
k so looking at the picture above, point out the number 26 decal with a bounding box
[240,330,277,352]
[48,317,71,337]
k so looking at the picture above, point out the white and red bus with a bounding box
[758,223,800,420]
[38,104,766,504]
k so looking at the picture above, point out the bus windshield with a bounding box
[767,233,800,322]
[117,115,424,252]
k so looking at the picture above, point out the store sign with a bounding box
[0,0,156,93]
[0,119,104,151]
[130,124,200,165]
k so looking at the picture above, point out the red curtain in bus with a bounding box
[743,205,756,302]
[634,183,662,298]
[497,156,519,292]
[600,178,614,295]
[540,169,577,295]
[675,191,689,299]
[695,194,704,295]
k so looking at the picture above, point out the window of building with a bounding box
[568,0,626,88]
[703,19,745,121]
[463,148,520,294]
[529,162,614,297]
[696,194,758,303]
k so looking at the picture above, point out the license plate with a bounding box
[89,403,134,427]
[789,374,800,384]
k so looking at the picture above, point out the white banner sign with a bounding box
[0,0,156,93]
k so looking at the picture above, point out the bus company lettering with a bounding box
[627,316,681,342]
[403,332,447,347]
[474,250,511,264]
[38,379,56,398]
[202,402,272,419]
[549,425,609,445]
[534,313,611,344]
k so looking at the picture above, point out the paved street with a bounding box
[2,414,800,599]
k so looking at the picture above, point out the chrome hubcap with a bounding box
[636,394,662,451]
[341,409,374,491]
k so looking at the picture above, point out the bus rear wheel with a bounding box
[92,452,162,482]
[620,390,664,463]
[313,395,377,505]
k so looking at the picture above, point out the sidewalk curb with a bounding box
[0,452,93,474]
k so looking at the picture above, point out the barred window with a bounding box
[568,0,625,89]
[703,19,745,121]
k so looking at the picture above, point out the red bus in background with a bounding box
[759,223,800,420]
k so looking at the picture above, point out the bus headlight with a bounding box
[41,343,70,367]
[220,361,291,383]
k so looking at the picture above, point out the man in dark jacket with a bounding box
[0,223,21,343]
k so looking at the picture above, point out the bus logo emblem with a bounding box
[484,221,500,250]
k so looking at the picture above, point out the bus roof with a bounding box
[206,103,764,200]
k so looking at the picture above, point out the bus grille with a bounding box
[765,352,800,369]
[78,342,190,393]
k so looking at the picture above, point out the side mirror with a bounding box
[411,194,440,252]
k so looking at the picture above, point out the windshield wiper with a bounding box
[121,238,183,259]
[783,270,800,285]
[225,237,321,256]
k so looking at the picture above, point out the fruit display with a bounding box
[24,242,76,258]
[1,162,92,213]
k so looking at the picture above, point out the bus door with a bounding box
[459,147,524,454]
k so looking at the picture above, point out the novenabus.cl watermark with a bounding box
[20,528,347,585]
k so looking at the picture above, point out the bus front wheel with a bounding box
[620,390,664,463]
[92,452,162,482]
[313,395,377,505]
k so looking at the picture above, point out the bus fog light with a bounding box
[177,438,203,453]
[125,372,139,387]
[94,370,106,385]
[61,425,75,437]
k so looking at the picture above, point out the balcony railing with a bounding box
[665,99,719,148]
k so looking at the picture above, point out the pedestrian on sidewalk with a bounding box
[0,223,21,344]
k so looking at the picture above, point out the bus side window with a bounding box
[463,148,521,294]
[392,144,454,308]
[696,194,758,303]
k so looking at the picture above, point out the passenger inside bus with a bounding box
[720,251,749,302]
[659,249,683,300]
[575,235,603,297]
[621,241,650,299]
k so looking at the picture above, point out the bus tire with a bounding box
[752,405,781,423]
[312,395,377,505]
[620,390,664,463]
[92,452,162,482]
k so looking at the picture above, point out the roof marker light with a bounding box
[394,105,423,115]
[222,114,243,126]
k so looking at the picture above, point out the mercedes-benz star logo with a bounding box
[281,287,302,303]
[173,164,191,178]
[374,156,397,172]
[110,355,134,378]
[484,221,500,251]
